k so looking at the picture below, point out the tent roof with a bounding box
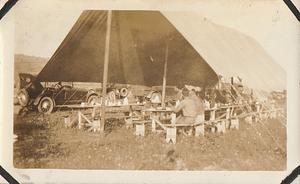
[36,10,218,88]
[36,10,286,92]
[163,12,286,91]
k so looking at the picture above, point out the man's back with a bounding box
[178,96,203,117]
[193,95,205,115]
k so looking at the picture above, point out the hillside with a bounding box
[14,54,48,82]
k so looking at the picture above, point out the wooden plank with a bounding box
[132,120,151,124]
[81,113,93,124]
[152,118,167,130]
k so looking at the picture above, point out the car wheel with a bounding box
[150,92,162,104]
[17,89,30,107]
[120,88,128,97]
[38,97,54,114]
[87,95,98,105]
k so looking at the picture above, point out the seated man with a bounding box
[173,88,205,132]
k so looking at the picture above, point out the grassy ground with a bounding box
[13,108,286,170]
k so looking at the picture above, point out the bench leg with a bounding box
[216,122,221,133]
[125,117,133,129]
[93,119,101,132]
[151,119,156,132]
[211,126,216,133]
[230,119,239,130]
[220,120,226,133]
[166,127,176,144]
[245,116,253,124]
[64,116,71,128]
[135,124,145,136]
[253,115,259,123]
[225,120,230,129]
[216,121,225,133]
[195,124,205,137]
[78,112,82,129]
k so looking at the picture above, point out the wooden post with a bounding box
[151,114,157,132]
[78,111,82,129]
[170,113,176,125]
[220,120,226,133]
[135,123,145,136]
[64,115,71,128]
[210,109,216,132]
[151,119,156,132]
[161,43,169,109]
[255,103,261,122]
[93,118,101,132]
[100,10,112,133]
[225,107,230,129]
[125,110,133,129]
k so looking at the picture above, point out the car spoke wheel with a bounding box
[38,97,54,114]
[87,95,98,105]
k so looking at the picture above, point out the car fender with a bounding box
[86,89,98,100]
[33,90,55,106]
[146,90,158,99]
[33,95,44,106]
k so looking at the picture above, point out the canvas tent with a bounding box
[36,10,286,92]
[37,10,218,88]
[163,12,286,92]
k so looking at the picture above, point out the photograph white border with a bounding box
[1,0,299,183]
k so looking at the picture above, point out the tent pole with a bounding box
[100,10,112,133]
[161,43,169,109]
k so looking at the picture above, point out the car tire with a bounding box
[87,94,98,105]
[120,88,128,97]
[150,92,162,104]
[17,89,30,107]
[38,97,54,114]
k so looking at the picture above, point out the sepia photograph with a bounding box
[12,9,288,170]
[1,0,299,183]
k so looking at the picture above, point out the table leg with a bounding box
[78,111,82,129]
[166,127,176,144]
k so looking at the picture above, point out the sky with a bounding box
[13,0,300,72]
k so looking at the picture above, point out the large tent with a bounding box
[37,10,218,88]
[163,12,286,92]
[36,10,286,92]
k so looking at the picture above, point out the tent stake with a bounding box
[100,10,112,133]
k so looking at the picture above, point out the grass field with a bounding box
[13,109,286,170]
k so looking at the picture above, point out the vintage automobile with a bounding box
[17,73,99,114]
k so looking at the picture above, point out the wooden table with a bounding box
[142,107,175,131]
[63,103,145,132]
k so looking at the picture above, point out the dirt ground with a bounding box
[13,106,286,170]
